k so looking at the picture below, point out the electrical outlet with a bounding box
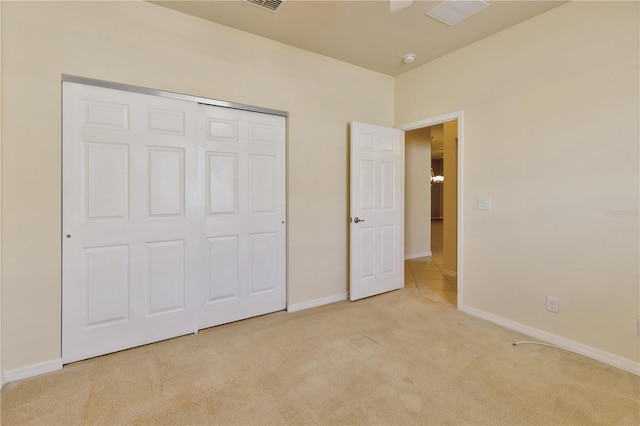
[546,296,558,313]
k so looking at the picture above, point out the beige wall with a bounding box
[404,127,431,257]
[0,0,394,371]
[442,120,458,274]
[396,1,639,362]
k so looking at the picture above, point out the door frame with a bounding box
[396,111,464,308]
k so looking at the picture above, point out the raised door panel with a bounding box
[207,153,238,216]
[380,225,396,275]
[249,123,276,145]
[381,161,395,211]
[84,142,129,221]
[381,135,395,153]
[250,232,277,294]
[147,147,185,217]
[146,240,185,315]
[359,160,375,211]
[83,245,130,327]
[146,108,185,136]
[359,132,375,151]
[206,118,238,142]
[84,100,129,130]
[358,227,375,279]
[207,236,239,303]
[249,155,276,214]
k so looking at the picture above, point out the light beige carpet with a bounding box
[2,287,639,425]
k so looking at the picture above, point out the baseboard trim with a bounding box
[287,292,348,313]
[2,358,63,385]
[459,304,640,376]
[442,269,457,278]
[405,251,432,260]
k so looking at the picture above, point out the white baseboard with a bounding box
[405,251,432,260]
[2,358,63,385]
[459,304,640,376]
[287,292,348,313]
[442,269,457,278]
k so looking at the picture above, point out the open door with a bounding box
[350,122,404,301]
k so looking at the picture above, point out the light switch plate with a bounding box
[477,197,492,210]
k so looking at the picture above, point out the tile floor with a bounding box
[405,219,457,307]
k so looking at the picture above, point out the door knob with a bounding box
[353,217,365,223]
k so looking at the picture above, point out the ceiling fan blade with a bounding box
[390,0,413,13]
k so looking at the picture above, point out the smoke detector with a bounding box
[403,54,416,64]
[244,0,286,13]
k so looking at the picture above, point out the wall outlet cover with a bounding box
[477,197,491,210]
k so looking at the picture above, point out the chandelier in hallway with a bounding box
[431,168,444,184]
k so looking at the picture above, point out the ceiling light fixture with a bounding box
[403,53,416,64]
[431,168,444,184]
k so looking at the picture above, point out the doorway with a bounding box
[400,112,463,308]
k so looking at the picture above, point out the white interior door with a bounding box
[350,122,404,301]
[198,105,286,328]
[62,83,200,363]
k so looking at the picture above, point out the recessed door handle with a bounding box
[353,217,365,223]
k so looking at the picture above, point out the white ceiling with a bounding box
[151,0,567,76]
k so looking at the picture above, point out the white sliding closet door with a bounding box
[62,82,286,364]
[198,105,286,329]
[62,83,200,363]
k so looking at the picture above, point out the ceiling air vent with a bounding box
[244,0,286,13]
[426,0,490,26]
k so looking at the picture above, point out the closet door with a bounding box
[198,105,286,329]
[63,82,287,363]
[62,83,200,363]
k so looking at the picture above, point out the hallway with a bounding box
[404,219,457,307]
